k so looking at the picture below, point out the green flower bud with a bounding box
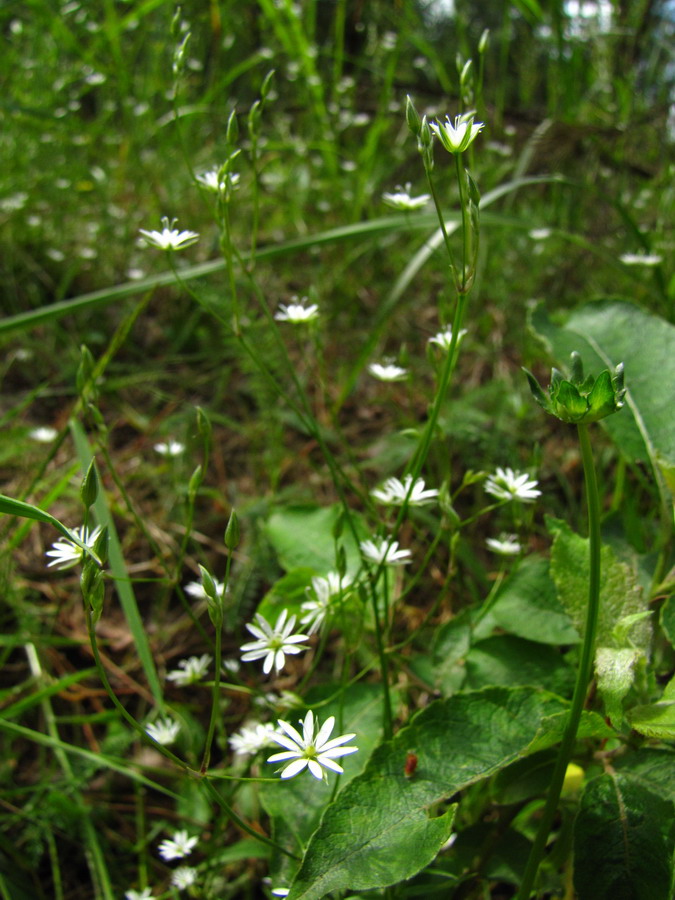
[224,509,240,550]
[479,28,490,54]
[199,564,223,627]
[260,69,275,101]
[80,459,99,509]
[406,95,422,137]
[226,109,239,145]
[524,352,625,424]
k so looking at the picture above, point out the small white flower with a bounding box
[139,217,199,251]
[154,440,184,457]
[360,537,411,566]
[222,658,241,674]
[271,889,290,897]
[428,326,468,352]
[430,113,484,154]
[274,297,319,323]
[619,252,662,266]
[145,716,181,745]
[196,168,240,193]
[368,361,408,382]
[267,709,358,780]
[166,654,212,686]
[157,830,198,861]
[125,889,154,900]
[29,426,58,443]
[185,576,227,601]
[486,534,522,556]
[371,475,438,506]
[171,866,198,890]
[300,572,353,634]
[240,610,310,675]
[229,721,279,755]
[529,228,552,240]
[46,525,102,570]
[484,467,541,503]
[382,183,430,211]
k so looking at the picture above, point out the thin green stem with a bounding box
[201,555,233,773]
[516,422,602,899]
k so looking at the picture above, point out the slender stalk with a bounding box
[201,554,233,773]
[516,422,602,899]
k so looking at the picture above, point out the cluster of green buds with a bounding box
[524,352,626,424]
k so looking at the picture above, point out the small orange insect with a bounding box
[404,752,418,777]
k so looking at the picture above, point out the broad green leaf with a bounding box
[466,635,574,696]
[614,748,675,802]
[526,710,614,754]
[595,647,641,727]
[287,687,570,899]
[257,568,317,622]
[265,505,366,574]
[450,823,531,884]
[548,518,650,650]
[660,593,675,648]
[529,300,675,470]
[573,772,675,900]
[490,556,580,645]
[410,611,471,694]
[627,701,675,740]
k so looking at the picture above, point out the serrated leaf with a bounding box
[595,647,640,727]
[490,556,580,645]
[548,518,650,650]
[573,772,675,900]
[287,687,571,899]
[627,701,675,739]
[529,300,675,469]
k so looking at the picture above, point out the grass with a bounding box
[1,1,673,898]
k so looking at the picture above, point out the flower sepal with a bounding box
[524,352,625,424]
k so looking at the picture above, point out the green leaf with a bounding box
[466,635,574,696]
[526,710,614,754]
[490,556,580,645]
[614,748,675,802]
[529,300,675,470]
[627,701,675,739]
[265,505,366,574]
[660,593,675,648]
[573,772,675,900]
[595,647,641,727]
[411,611,471,693]
[548,518,651,650]
[287,687,571,899]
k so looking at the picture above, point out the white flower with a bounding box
[125,889,154,900]
[274,298,319,323]
[196,168,240,193]
[484,467,541,503]
[46,525,102,570]
[371,475,438,506]
[139,217,199,251]
[29,426,58,443]
[240,610,309,675]
[271,889,290,897]
[428,326,468,351]
[154,440,184,457]
[229,721,279,755]
[368,361,408,382]
[430,113,484,154]
[267,709,358,780]
[185,576,227,601]
[171,866,198,890]
[145,716,180,745]
[360,537,411,566]
[157,830,198,861]
[529,228,552,240]
[382,183,430,211]
[300,572,353,634]
[222,658,241,674]
[619,252,662,266]
[166,654,212,686]
[486,534,522,556]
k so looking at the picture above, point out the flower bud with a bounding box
[224,509,240,550]
[406,95,422,137]
[80,459,99,509]
[524,352,626,424]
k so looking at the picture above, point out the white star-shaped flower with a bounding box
[484,467,541,503]
[184,575,227,601]
[382,183,430,211]
[29,426,58,443]
[300,572,353,634]
[274,298,319,323]
[45,525,102,570]
[430,113,484,154]
[145,716,180,746]
[154,440,184,457]
[427,326,468,351]
[229,721,279,755]
[171,866,198,889]
[196,168,240,193]
[139,217,199,251]
[371,475,438,506]
[267,710,358,780]
[368,361,408,382]
[486,534,522,556]
[157,830,198,861]
[240,610,309,675]
[166,654,212,686]
[360,537,411,566]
